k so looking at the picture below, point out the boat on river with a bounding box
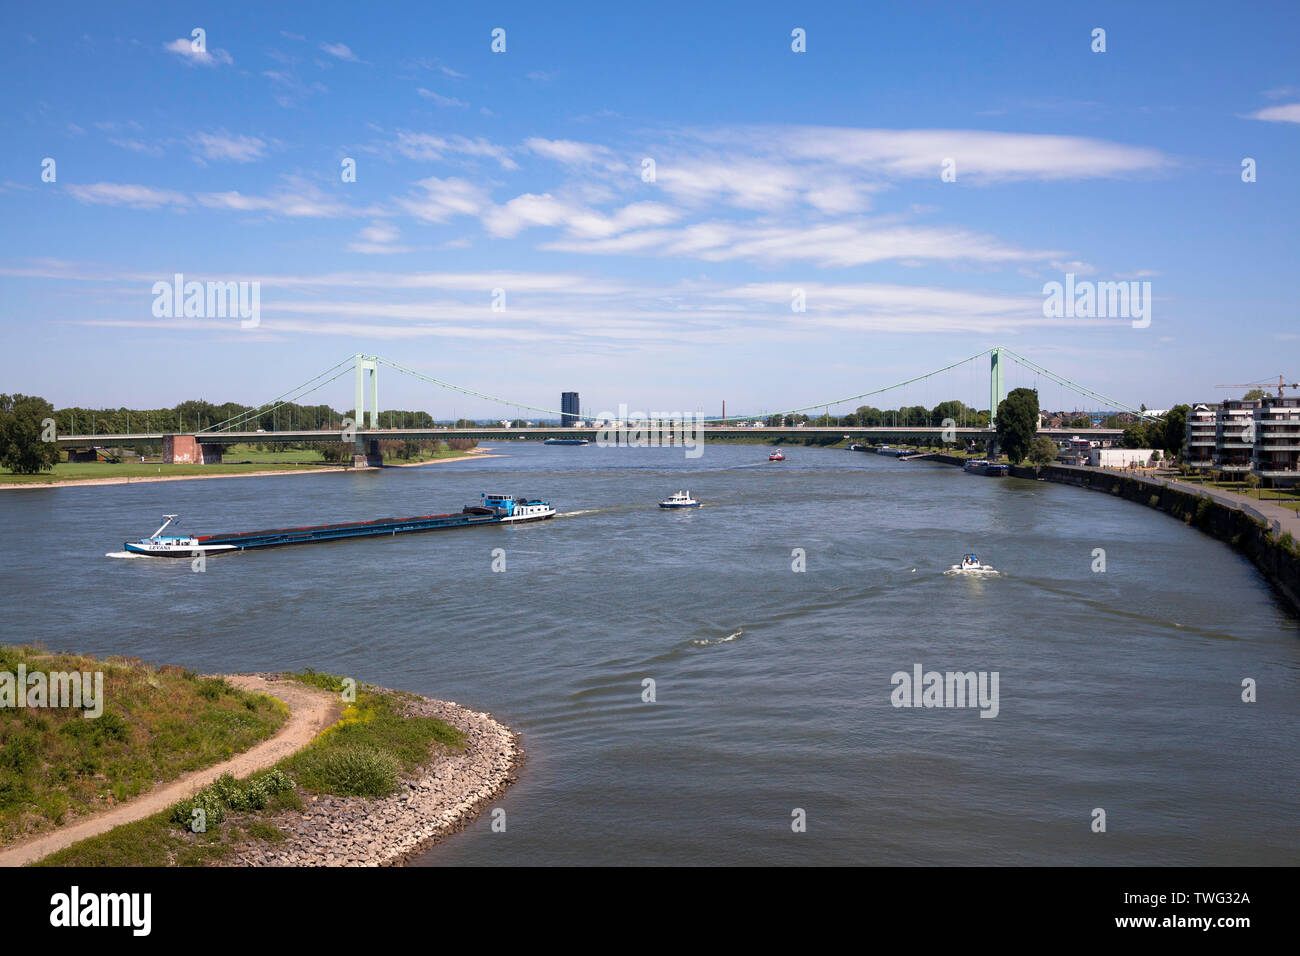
[769,450,785,461]
[944,553,998,575]
[659,491,700,509]
[122,495,556,556]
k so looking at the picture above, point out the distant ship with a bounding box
[544,438,589,446]
[122,495,555,556]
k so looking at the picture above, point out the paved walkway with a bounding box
[1053,465,1300,538]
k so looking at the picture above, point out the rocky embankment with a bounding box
[224,693,521,867]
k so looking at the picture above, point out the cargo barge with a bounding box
[123,494,555,557]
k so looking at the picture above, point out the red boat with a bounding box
[768,450,785,461]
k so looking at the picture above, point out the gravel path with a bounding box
[0,675,340,867]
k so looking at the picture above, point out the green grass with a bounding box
[0,460,340,484]
[219,443,328,464]
[282,677,464,795]
[0,645,287,847]
[34,673,464,866]
[1172,476,1300,516]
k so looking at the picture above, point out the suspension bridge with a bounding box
[56,346,1147,466]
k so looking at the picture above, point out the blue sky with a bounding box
[2,0,1298,419]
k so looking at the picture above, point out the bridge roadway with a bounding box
[57,425,1125,446]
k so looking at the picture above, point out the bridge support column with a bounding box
[352,438,383,469]
[989,346,1006,428]
[163,435,222,465]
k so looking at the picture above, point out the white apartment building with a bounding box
[1184,396,1300,487]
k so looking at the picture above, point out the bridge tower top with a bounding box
[354,353,379,430]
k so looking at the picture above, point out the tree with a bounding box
[1159,404,1189,458]
[1027,436,1058,465]
[1120,424,1150,449]
[1243,388,1267,401]
[0,394,62,474]
[995,387,1039,464]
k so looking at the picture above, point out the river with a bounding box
[2,442,1296,865]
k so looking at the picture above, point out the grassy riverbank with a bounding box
[35,670,464,867]
[0,646,287,847]
[0,460,341,485]
[0,443,480,486]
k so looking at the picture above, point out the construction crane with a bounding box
[1215,375,1299,398]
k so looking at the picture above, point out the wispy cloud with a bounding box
[348,221,413,255]
[417,88,468,108]
[1246,103,1300,124]
[190,130,266,164]
[319,41,359,62]
[163,37,233,67]
[393,132,517,169]
[65,182,189,208]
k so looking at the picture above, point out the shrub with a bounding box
[314,745,399,797]
[1195,496,1213,528]
[170,788,226,830]
[169,769,295,829]
[196,678,227,702]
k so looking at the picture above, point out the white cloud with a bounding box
[195,177,357,218]
[525,138,621,169]
[544,217,1061,269]
[65,182,189,208]
[1247,103,1300,123]
[398,176,492,223]
[319,42,358,61]
[190,130,266,163]
[349,221,412,255]
[417,88,468,108]
[110,138,165,156]
[163,37,233,67]
[393,132,517,169]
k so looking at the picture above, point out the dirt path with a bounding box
[0,675,341,867]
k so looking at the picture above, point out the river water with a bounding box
[2,443,1296,865]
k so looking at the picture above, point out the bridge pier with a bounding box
[164,435,222,465]
[352,437,383,469]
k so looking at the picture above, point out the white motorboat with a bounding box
[944,553,998,575]
[659,491,700,509]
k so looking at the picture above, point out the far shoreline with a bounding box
[0,448,504,491]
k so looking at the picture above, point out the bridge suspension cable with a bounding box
[216,346,1149,432]
[202,355,357,433]
[999,347,1151,419]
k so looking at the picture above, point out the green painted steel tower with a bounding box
[989,346,1006,428]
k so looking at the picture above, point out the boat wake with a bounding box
[105,551,145,559]
[691,628,744,647]
[943,566,1000,576]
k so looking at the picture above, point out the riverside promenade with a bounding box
[1051,465,1300,539]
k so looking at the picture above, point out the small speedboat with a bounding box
[768,450,785,461]
[659,491,700,509]
[944,553,998,575]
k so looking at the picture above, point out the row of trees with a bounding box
[50,399,443,435]
[763,400,991,428]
